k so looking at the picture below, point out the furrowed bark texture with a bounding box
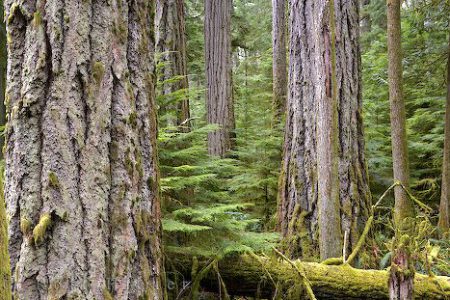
[204,0,235,157]
[438,30,450,233]
[4,1,164,299]
[386,1,415,299]
[1,170,11,299]
[155,0,190,132]
[278,0,370,259]
[272,0,287,120]
[0,4,10,297]
[171,254,450,299]
[0,1,6,157]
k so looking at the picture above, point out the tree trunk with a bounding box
[278,0,370,260]
[360,0,371,33]
[272,0,287,120]
[4,1,164,299]
[204,0,235,157]
[156,0,190,132]
[438,30,450,234]
[386,1,415,299]
[0,4,10,299]
[0,0,6,158]
[169,253,450,299]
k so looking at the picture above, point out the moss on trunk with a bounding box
[169,253,450,299]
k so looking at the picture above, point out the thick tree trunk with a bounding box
[204,0,235,157]
[4,1,164,299]
[170,254,450,299]
[0,4,10,299]
[0,1,6,158]
[156,0,190,132]
[272,0,287,120]
[386,1,415,299]
[278,0,370,260]
[315,0,341,260]
[438,31,450,234]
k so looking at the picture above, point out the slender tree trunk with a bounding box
[278,0,370,260]
[438,31,450,234]
[4,1,164,299]
[156,0,190,132]
[360,0,371,33]
[386,1,415,299]
[272,0,287,120]
[204,0,235,157]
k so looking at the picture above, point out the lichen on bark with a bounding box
[3,0,164,299]
[278,0,371,260]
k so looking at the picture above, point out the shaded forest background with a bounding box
[157,0,449,283]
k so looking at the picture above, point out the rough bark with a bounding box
[278,0,370,260]
[1,172,11,300]
[315,0,341,260]
[0,4,10,297]
[170,254,450,300]
[386,1,415,299]
[4,1,164,299]
[0,1,6,158]
[204,0,235,157]
[272,0,287,120]
[155,0,190,132]
[438,30,450,234]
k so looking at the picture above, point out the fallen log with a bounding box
[168,253,450,299]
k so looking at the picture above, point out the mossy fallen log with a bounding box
[169,253,450,299]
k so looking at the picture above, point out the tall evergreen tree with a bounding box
[4,0,163,299]
[439,31,450,234]
[204,0,235,157]
[278,0,370,260]
[272,0,287,120]
[156,0,190,132]
[386,0,415,299]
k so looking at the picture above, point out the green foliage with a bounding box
[362,0,450,204]
[160,1,281,268]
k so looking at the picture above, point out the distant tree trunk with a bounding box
[156,0,190,132]
[204,0,235,157]
[386,0,415,299]
[4,1,164,299]
[272,0,287,120]
[360,0,371,33]
[278,0,370,260]
[438,31,450,234]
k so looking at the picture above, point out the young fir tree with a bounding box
[204,0,235,157]
[4,1,164,299]
[272,0,287,120]
[278,0,370,260]
[439,31,450,234]
[156,0,191,132]
[386,0,415,299]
